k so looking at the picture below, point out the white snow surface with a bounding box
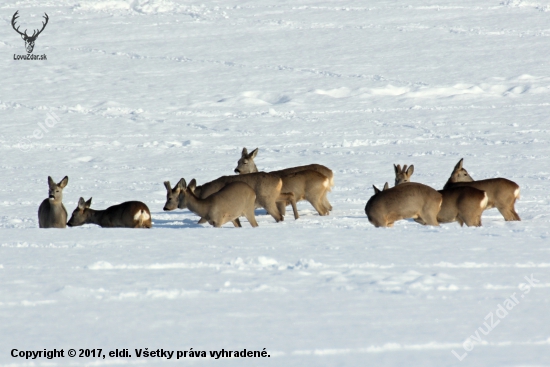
[1,0,550,366]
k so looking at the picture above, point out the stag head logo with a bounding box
[11,11,49,54]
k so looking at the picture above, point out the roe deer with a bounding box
[38,176,68,228]
[276,170,331,219]
[234,147,333,216]
[394,163,488,227]
[394,164,414,185]
[184,172,287,222]
[168,179,258,228]
[67,198,152,228]
[443,158,521,221]
[365,182,442,227]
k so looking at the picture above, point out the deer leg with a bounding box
[414,217,427,225]
[321,191,332,212]
[497,206,521,221]
[310,199,329,216]
[244,208,259,228]
[424,214,439,226]
[231,219,242,227]
[278,193,298,220]
[198,217,207,224]
[276,201,287,217]
[260,198,283,222]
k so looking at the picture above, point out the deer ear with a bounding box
[85,198,92,208]
[250,148,259,159]
[241,147,248,158]
[180,178,188,190]
[164,181,171,191]
[373,185,380,194]
[58,176,69,189]
[407,165,414,176]
[77,197,86,210]
[383,182,389,191]
[394,164,400,175]
[188,179,197,192]
[48,176,56,188]
[175,178,185,190]
[454,158,464,171]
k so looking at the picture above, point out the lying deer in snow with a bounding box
[67,198,152,228]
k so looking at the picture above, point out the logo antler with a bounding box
[12,11,49,54]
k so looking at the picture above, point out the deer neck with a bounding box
[45,200,66,217]
[193,185,203,198]
[88,208,108,226]
[443,177,455,190]
[184,191,210,219]
[48,195,64,206]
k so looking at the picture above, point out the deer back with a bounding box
[443,178,519,210]
[99,201,151,228]
[233,147,334,188]
[68,199,151,228]
[204,182,256,213]
[197,172,282,200]
[280,170,329,201]
[437,186,488,225]
[271,164,334,188]
[365,183,442,227]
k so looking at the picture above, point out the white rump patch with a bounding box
[480,192,489,209]
[514,187,520,199]
[134,210,150,221]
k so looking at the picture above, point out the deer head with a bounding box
[12,11,49,54]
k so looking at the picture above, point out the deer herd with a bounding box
[37,149,521,229]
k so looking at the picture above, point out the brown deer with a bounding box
[67,198,152,228]
[394,164,414,186]
[180,172,290,222]
[394,163,488,227]
[276,170,331,218]
[365,182,442,227]
[38,176,68,228]
[234,147,333,217]
[166,179,258,228]
[443,158,520,221]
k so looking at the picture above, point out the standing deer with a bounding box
[365,182,442,227]
[443,158,520,221]
[234,147,333,217]
[394,164,487,227]
[38,176,68,228]
[177,172,289,222]
[166,179,258,228]
[67,198,152,228]
[12,11,48,54]
[275,170,330,218]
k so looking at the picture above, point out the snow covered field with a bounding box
[1,0,550,365]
